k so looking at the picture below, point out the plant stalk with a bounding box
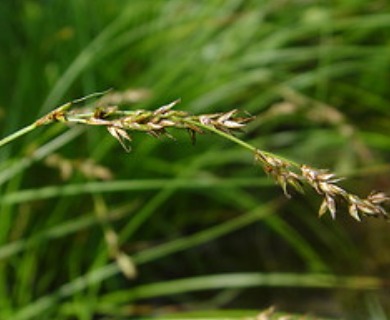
[183,118,301,169]
[0,123,38,148]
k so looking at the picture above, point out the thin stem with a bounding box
[189,119,256,152]
[0,123,38,148]
[183,118,301,169]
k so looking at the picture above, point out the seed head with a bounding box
[255,151,303,197]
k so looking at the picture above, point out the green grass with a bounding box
[1,1,390,319]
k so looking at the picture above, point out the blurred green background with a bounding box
[0,1,390,319]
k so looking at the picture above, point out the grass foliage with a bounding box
[1,1,390,319]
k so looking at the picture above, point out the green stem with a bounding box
[183,118,301,169]
[0,123,38,149]
[189,119,256,152]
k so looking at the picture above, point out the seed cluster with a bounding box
[301,165,389,220]
[62,100,252,151]
[255,151,303,198]
[254,151,389,221]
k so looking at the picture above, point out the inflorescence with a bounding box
[11,95,390,221]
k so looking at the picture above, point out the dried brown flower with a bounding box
[107,126,132,152]
[199,109,253,134]
[301,165,389,220]
[255,151,303,197]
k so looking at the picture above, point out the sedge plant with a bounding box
[0,90,388,222]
